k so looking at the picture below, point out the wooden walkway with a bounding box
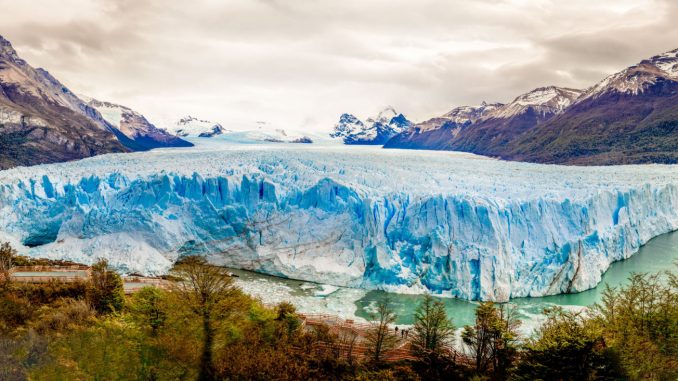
[9,266,171,294]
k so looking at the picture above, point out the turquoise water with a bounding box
[354,230,678,328]
[231,230,678,332]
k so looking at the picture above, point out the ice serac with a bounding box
[1,146,678,301]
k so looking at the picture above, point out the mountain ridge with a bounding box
[0,35,190,169]
[385,48,678,165]
[0,35,130,169]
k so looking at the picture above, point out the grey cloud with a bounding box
[0,0,677,129]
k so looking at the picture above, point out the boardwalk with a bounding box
[9,265,171,294]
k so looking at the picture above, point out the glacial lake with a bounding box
[231,230,678,334]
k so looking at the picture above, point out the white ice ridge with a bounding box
[1,143,678,301]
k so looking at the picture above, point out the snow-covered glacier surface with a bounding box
[1,142,678,301]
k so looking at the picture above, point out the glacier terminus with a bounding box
[1,141,677,302]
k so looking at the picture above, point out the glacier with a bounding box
[1,142,678,301]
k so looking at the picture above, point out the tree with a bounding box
[590,271,678,380]
[365,297,398,365]
[411,294,455,363]
[88,259,124,314]
[129,286,167,335]
[0,242,16,289]
[514,307,622,381]
[462,302,520,378]
[171,255,240,381]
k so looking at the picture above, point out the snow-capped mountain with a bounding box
[0,35,129,169]
[442,102,504,123]
[167,116,228,138]
[388,47,678,164]
[330,106,412,145]
[386,86,580,152]
[504,48,678,164]
[485,86,582,120]
[415,102,503,132]
[84,97,192,149]
[577,48,678,103]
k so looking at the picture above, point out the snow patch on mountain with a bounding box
[485,86,583,119]
[417,102,503,132]
[652,48,678,76]
[167,116,229,138]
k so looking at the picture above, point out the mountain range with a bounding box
[0,35,190,169]
[2,31,678,168]
[330,106,412,144]
[386,48,678,165]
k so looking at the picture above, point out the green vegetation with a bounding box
[0,242,15,288]
[462,302,520,379]
[411,294,456,362]
[0,242,676,380]
[365,297,398,365]
[88,259,125,314]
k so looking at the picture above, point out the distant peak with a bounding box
[0,35,21,61]
[513,86,582,105]
[0,35,12,48]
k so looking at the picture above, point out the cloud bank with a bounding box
[2,0,677,130]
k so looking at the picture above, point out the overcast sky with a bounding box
[1,0,677,131]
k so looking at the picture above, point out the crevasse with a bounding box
[1,145,678,301]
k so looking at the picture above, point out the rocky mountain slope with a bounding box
[386,48,678,165]
[505,49,678,164]
[0,35,191,169]
[331,106,412,145]
[84,97,192,150]
[385,86,582,154]
[385,102,502,149]
[0,35,130,169]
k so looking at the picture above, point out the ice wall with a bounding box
[1,145,678,301]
